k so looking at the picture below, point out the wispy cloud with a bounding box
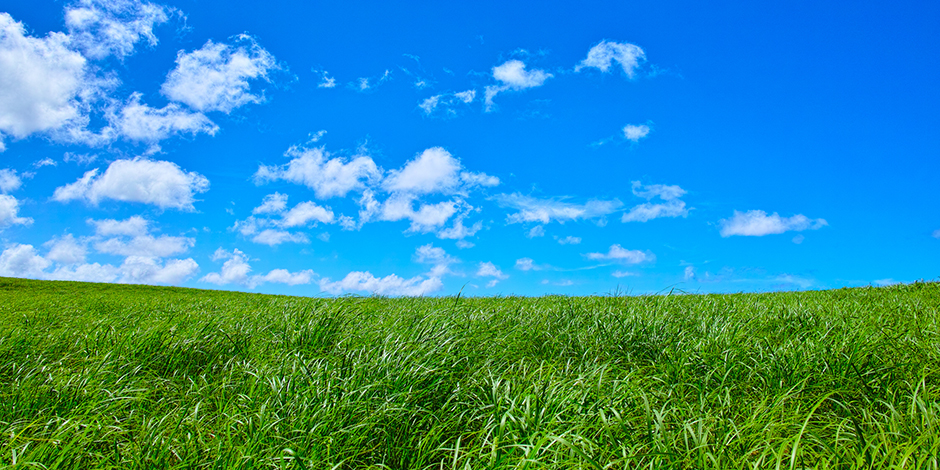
[719,210,827,237]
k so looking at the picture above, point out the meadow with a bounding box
[0,277,938,469]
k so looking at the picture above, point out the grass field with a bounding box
[0,277,938,469]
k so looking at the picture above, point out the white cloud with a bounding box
[495,193,622,224]
[455,90,476,103]
[1,236,197,285]
[419,95,440,114]
[161,35,277,113]
[65,0,170,60]
[252,192,288,214]
[319,271,442,296]
[477,261,507,287]
[515,257,551,272]
[0,169,22,193]
[873,278,899,287]
[251,229,308,246]
[585,244,654,264]
[315,69,336,88]
[380,195,460,233]
[932,229,940,239]
[576,40,646,77]
[94,234,193,257]
[0,13,92,143]
[0,194,32,228]
[719,210,828,237]
[622,200,688,223]
[792,234,805,244]
[0,244,51,278]
[44,234,87,264]
[683,265,696,281]
[53,158,209,211]
[49,262,118,283]
[436,217,482,240]
[280,201,334,227]
[201,248,314,288]
[484,60,552,110]
[351,70,390,92]
[110,93,217,142]
[384,147,461,194]
[526,225,545,238]
[63,152,98,165]
[415,243,459,277]
[632,181,685,201]
[34,158,57,168]
[256,268,314,286]
[255,146,381,199]
[460,171,500,188]
[492,59,552,89]
[88,215,149,237]
[622,181,689,223]
[612,270,638,278]
[623,124,650,142]
[118,256,198,284]
[419,90,476,117]
[556,236,581,245]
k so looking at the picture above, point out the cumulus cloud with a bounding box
[255,146,381,199]
[117,256,198,284]
[379,194,461,233]
[932,229,940,239]
[88,215,149,237]
[110,93,217,142]
[0,169,22,193]
[576,40,646,77]
[384,147,498,195]
[436,216,482,240]
[280,201,334,227]
[161,35,278,113]
[495,193,622,224]
[65,0,171,60]
[477,261,507,287]
[0,195,32,228]
[719,210,828,237]
[484,60,552,110]
[200,248,314,288]
[623,124,650,142]
[622,181,689,223]
[526,225,545,238]
[383,147,459,194]
[0,244,51,278]
[319,271,442,296]
[251,229,309,246]
[53,158,209,211]
[44,234,87,264]
[253,192,288,214]
[0,241,197,285]
[415,243,460,277]
[94,233,193,257]
[585,244,654,264]
[0,13,94,145]
[683,266,696,281]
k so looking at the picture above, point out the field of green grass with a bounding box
[0,277,938,469]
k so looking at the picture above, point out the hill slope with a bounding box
[1,277,938,468]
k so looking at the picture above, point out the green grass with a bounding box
[0,277,938,469]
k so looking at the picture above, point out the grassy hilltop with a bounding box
[0,277,938,469]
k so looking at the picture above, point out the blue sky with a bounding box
[0,0,937,296]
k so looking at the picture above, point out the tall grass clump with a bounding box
[0,277,938,468]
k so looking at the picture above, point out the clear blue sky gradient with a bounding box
[0,0,937,295]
